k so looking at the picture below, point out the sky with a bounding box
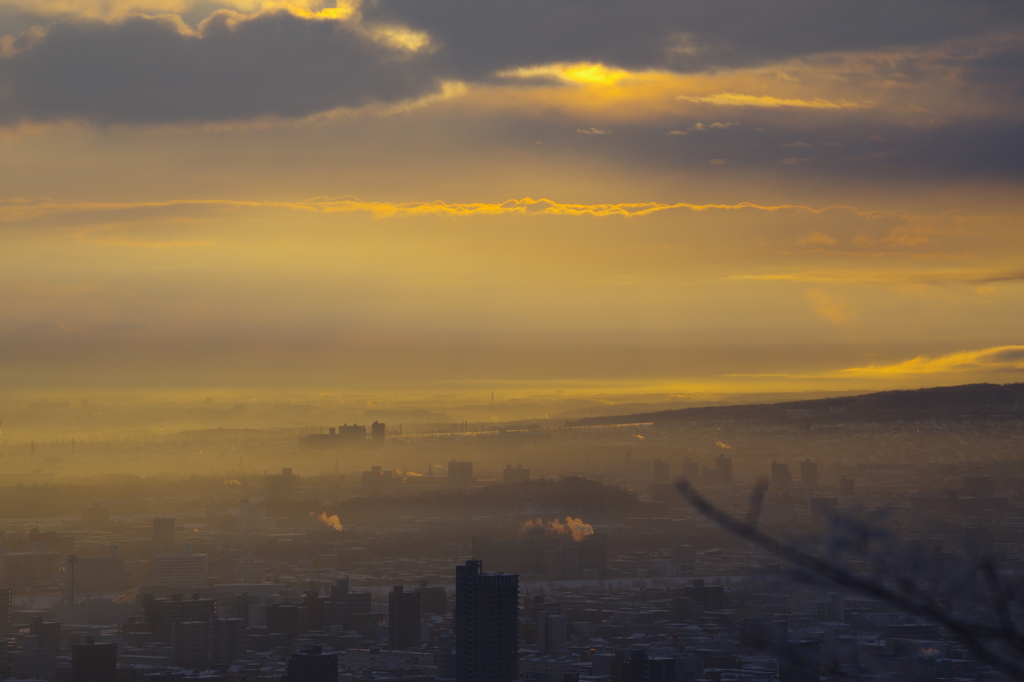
[2,0,1024,402]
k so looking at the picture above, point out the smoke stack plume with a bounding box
[311,511,343,531]
[520,516,594,542]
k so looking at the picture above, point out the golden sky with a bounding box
[1,0,1023,398]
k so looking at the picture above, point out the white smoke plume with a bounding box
[311,511,343,531]
[521,516,594,542]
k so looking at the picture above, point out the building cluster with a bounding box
[0,544,1008,682]
[300,424,387,450]
[1,415,1024,681]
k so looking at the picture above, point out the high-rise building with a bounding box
[371,421,386,445]
[2,551,61,588]
[543,543,579,581]
[153,544,208,590]
[171,620,209,669]
[152,518,176,552]
[323,578,372,630]
[230,593,257,624]
[455,559,518,682]
[265,468,296,501]
[299,425,367,449]
[436,638,456,679]
[800,460,818,489]
[267,604,306,640]
[209,617,246,666]
[32,619,61,651]
[771,461,792,492]
[839,475,855,495]
[147,594,217,643]
[72,640,117,682]
[286,646,338,682]
[448,460,474,487]
[304,590,325,632]
[236,500,266,532]
[715,453,732,484]
[502,464,530,484]
[362,466,396,493]
[789,592,844,623]
[0,587,11,629]
[417,584,448,615]
[537,613,566,655]
[72,546,124,594]
[388,586,421,649]
[651,459,670,482]
[684,579,724,612]
[577,533,608,578]
[330,577,349,600]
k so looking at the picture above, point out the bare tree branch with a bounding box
[745,477,769,530]
[676,479,1024,679]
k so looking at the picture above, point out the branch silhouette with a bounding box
[676,479,1024,679]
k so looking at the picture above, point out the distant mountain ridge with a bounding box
[565,383,1024,427]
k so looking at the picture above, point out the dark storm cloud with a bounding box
[1,0,1023,126]
[0,11,439,124]
[361,0,1024,76]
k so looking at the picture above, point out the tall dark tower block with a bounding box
[286,646,338,682]
[72,641,117,682]
[371,421,386,445]
[152,517,176,552]
[388,586,421,649]
[0,588,10,629]
[455,560,518,682]
[715,453,732,484]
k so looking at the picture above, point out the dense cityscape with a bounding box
[0,386,1022,681]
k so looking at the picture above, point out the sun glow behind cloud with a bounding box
[499,62,637,86]
[677,93,870,109]
[0,0,362,19]
[0,196,869,223]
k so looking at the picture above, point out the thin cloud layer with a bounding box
[729,269,1024,286]
[0,196,881,224]
[840,346,1024,377]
